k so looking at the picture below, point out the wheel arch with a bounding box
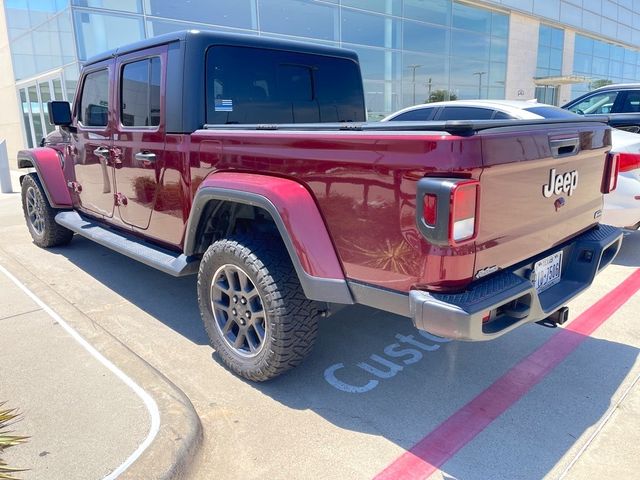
[185,172,353,305]
[17,148,72,208]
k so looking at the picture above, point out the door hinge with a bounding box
[112,147,123,168]
[67,181,82,193]
[114,192,128,206]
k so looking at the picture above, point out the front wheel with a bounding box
[21,174,73,248]
[198,237,320,381]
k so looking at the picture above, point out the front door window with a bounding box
[567,91,619,114]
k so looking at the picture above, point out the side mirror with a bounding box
[48,101,72,126]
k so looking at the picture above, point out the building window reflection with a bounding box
[535,24,564,105]
[5,0,511,120]
[73,10,144,61]
[572,32,640,99]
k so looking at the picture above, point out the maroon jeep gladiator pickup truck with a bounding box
[19,30,623,381]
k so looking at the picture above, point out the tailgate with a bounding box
[474,122,610,276]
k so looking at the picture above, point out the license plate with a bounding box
[534,251,563,293]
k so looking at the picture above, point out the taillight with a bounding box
[602,153,620,194]
[423,194,437,226]
[416,177,480,247]
[618,152,640,173]
[450,180,479,244]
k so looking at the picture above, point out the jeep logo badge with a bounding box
[543,168,578,198]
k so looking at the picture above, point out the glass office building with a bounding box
[4,0,640,151]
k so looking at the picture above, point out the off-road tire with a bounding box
[198,236,320,381]
[21,174,73,248]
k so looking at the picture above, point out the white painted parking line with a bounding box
[0,263,160,480]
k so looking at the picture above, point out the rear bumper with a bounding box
[410,224,623,341]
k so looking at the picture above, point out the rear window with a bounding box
[205,45,365,124]
[438,107,495,120]
[524,106,579,119]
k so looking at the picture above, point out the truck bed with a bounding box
[193,118,612,293]
[204,116,610,134]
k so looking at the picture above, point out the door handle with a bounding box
[549,137,579,157]
[135,151,156,165]
[93,146,110,158]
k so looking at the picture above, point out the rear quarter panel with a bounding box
[191,130,483,292]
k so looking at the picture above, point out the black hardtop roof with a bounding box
[84,29,359,66]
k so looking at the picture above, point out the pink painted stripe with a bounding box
[374,268,640,480]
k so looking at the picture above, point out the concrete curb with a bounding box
[0,250,203,480]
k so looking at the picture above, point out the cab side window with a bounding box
[121,57,161,127]
[206,45,365,124]
[277,65,313,101]
[79,69,109,127]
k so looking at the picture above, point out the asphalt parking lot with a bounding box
[1,187,639,480]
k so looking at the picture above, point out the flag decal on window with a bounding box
[215,99,233,112]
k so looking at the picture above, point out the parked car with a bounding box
[603,129,640,229]
[383,100,640,229]
[563,83,640,133]
[381,100,533,122]
[18,31,622,381]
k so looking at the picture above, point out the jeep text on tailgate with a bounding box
[18,31,623,381]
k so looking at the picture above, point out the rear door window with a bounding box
[120,57,161,127]
[437,107,495,120]
[567,91,619,114]
[78,69,109,127]
[391,108,435,121]
[206,45,365,124]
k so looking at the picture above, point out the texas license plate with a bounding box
[534,251,563,293]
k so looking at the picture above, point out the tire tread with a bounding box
[197,236,319,381]
[21,174,73,248]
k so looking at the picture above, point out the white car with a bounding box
[382,100,640,229]
[603,129,640,228]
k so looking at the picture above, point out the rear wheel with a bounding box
[198,236,319,381]
[21,174,73,248]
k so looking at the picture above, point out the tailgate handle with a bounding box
[550,137,579,158]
